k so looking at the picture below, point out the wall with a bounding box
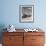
[0,0,46,29]
[0,0,46,43]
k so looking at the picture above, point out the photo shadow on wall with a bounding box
[0,24,7,43]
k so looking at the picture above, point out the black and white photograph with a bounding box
[19,5,34,23]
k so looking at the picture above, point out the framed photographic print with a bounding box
[19,5,34,23]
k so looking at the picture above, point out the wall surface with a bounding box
[0,0,46,29]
